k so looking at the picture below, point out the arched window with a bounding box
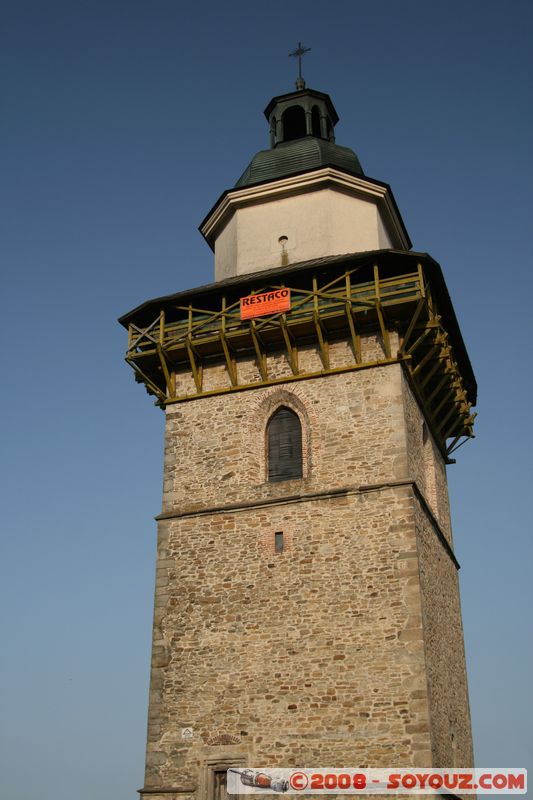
[282,106,306,141]
[267,407,303,482]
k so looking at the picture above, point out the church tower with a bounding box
[120,75,476,800]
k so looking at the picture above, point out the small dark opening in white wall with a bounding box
[275,531,284,553]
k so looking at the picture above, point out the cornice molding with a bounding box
[200,168,410,251]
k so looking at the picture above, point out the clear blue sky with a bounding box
[1,2,531,798]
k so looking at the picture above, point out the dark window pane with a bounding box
[282,105,306,141]
[275,532,284,552]
[267,407,303,482]
[214,770,237,800]
[214,771,226,800]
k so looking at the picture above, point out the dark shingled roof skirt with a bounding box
[234,137,364,188]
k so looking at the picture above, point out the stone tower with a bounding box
[120,83,477,800]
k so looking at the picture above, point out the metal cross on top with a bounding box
[289,41,311,89]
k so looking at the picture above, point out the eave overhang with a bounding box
[263,88,339,124]
[119,249,476,404]
[119,250,477,459]
[119,250,476,460]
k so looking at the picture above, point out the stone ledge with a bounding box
[155,478,460,569]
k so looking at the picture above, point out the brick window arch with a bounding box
[267,406,303,482]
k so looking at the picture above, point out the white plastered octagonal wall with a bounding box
[200,168,411,281]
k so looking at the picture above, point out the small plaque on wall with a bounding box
[240,289,291,320]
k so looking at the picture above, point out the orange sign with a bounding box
[240,289,291,320]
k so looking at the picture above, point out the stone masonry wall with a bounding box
[162,344,408,517]
[402,376,473,768]
[144,488,432,794]
[172,333,392,401]
[140,343,472,799]
[414,499,474,768]
[401,374,452,544]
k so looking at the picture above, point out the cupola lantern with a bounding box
[265,88,338,146]
[200,87,411,281]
